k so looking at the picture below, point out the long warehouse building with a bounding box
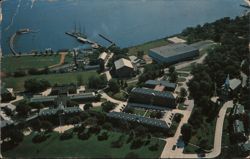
[149,43,199,64]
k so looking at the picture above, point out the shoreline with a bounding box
[244,0,250,6]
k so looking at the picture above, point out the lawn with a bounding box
[1,55,72,73]
[91,106,103,112]
[184,118,216,153]
[107,91,127,101]
[127,38,170,56]
[133,108,148,116]
[2,130,165,158]
[2,71,98,92]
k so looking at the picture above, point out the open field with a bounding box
[2,71,98,92]
[2,130,165,158]
[127,38,170,56]
[1,54,72,73]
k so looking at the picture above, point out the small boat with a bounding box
[17,28,30,34]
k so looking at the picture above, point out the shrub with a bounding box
[60,131,73,140]
[130,138,144,149]
[78,132,90,140]
[97,132,108,141]
[32,134,47,143]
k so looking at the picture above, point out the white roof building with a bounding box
[98,52,108,61]
[168,37,186,44]
[114,58,134,70]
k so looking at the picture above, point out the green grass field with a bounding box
[2,71,98,92]
[1,55,72,73]
[127,38,170,55]
[184,118,216,153]
[2,130,165,158]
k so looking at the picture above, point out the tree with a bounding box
[88,75,106,89]
[9,129,24,144]
[24,79,50,93]
[181,123,192,144]
[84,103,93,110]
[180,87,187,102]
[169,72,178,83]
[41,121,53,132]
[108,79,120,93]
[137,51,144,58]
[16,100,31,116]
[169,66,176,74]
[101,101,116,112]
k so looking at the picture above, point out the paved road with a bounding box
[160,100,195,158]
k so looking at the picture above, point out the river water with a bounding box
[1,0,246,54]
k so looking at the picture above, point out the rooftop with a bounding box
[107,111,170,129]
[229,79,241,90]
[232,104,245,115]
[98,52,108,60]
[131,88,175,99]
[233,119,245,133]
[167,37,186,43]
[150,43,198,58]
[114,58,134,70]
[145,80,176,89]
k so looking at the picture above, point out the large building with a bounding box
[144,80,177,92]
[129,88,176,108]
[107,111,170,130]
[149,43,199,64]
[114,58,134,78]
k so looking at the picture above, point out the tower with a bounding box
[221,74,230,100]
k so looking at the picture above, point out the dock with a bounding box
[65,31,100,48]
[98,34,116,48]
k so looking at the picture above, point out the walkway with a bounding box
[100,92,127,112]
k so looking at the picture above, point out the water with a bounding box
[1,0,246,54]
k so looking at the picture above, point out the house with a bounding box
[233,119,247,141]
[221,74,242,98]
[98,52,108,62]
[232,104,245,117]
[30,92,98,104]
[50,84,77,95]
[167,37,186,44]
[149,43,199,64]
[1,87,16,102]
[238,140,250,156]
[114,58,134,78]
[129,88,176,108]
[144,80,177,92]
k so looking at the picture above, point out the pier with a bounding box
[65,31,100,48]
[9,32,18,55]
[9,28,38,55]
[98,34,116,48]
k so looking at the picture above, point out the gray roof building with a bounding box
[232,104,245,116]
[149,43,199,64]
[107,111,170,129]
[233,119,245,134]
[131,88,175,99]
[129,88,176,108]
[145,80,176,91]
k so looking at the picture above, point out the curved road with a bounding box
[160,100,233,158]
